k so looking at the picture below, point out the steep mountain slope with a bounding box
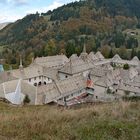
[0,0,140,67]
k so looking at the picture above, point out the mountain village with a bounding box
[0,45,140,106]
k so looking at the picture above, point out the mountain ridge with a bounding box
[0,22,10,30]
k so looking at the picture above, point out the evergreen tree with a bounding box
[123,63,130,70]
[66,42,76,57]
[109,49,114,58]
[131,48,137,59]
[23,95,30,105]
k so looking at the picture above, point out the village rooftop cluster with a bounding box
[0,45,140,106]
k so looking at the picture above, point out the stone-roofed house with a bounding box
[0,50,140,106]
[36,74,94,106]
[120,67,138,82]
[131,56,140,66]
[111,54,139,67]
[132,56,139,62]
[112,54,122,62]
[117,67,140,95]
[32,55,69,69]
[11,64,55,87]
[58,54,93,80]
[95,51,104,60]
[0,79,37,105]
[0,71,17,84]
[88,52,98,62]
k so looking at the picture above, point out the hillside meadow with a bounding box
[0,101,140,140]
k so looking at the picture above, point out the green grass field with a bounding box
[0,101,140,140]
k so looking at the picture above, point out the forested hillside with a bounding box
[0,0,140,68]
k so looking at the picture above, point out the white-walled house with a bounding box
[11,64,55,86]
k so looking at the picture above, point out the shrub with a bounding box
[23,95,30,105]
[107,88,112,94]
[123,63,129,70]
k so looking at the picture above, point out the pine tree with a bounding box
[109,49,114,58]
[23,95,30,105]
[131,48,137,59]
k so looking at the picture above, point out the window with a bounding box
[29,78,31,82]
[34,77,36,80]
[34,83,37,86]
[65,75,68,78]
[38,82,42,86]
[39,76,41,79]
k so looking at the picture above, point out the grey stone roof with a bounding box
[119,84,140,94]
[92,68,121,88]
[91,66,107,77]
[9,64,58,81]
[95,51,104,60]
[94,59,111,66]
[120,68,138,82]
[131,56,140,66]
[33,55,69,68]
[133,75,140,83]
[88,52,98,61]
[37,75,87,103]
[21,81,37,105]
[0,71,17,84]
[111,54,139,66]
[59,55,93,75]
[132,56,139,62]
[11,64,43,79]
[112,54,122,61]
[90,65,113,78]
[43,67,58,80]
[0,80,37,105]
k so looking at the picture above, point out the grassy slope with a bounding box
[0,102,140,140]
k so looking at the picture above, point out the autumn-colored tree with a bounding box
[44,39,57,56]
[100,45,110,58]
